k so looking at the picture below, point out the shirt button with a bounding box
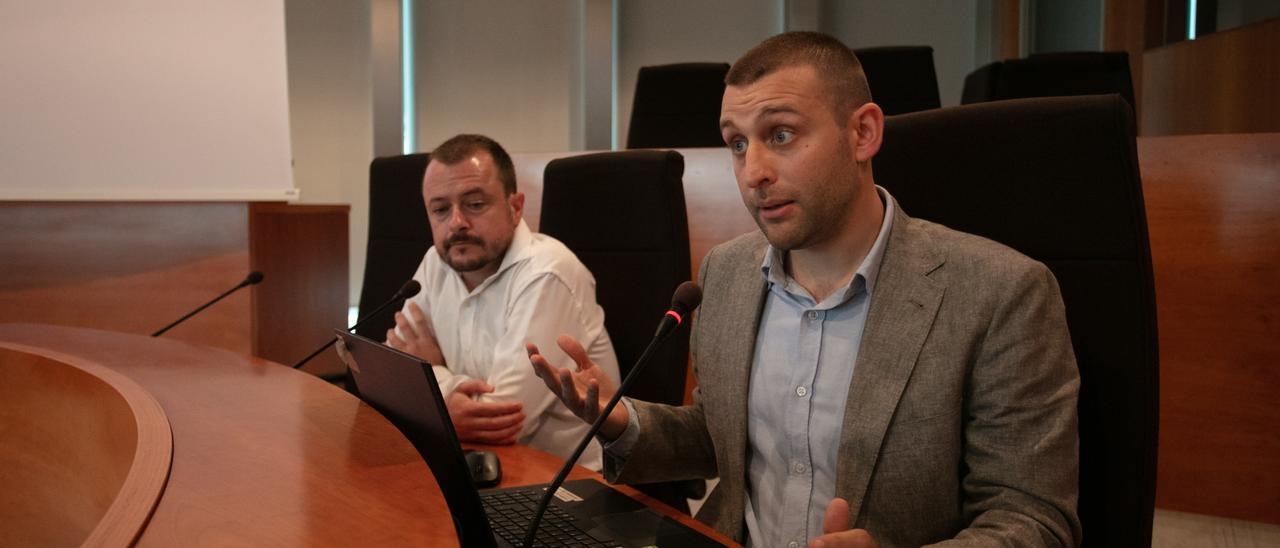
[796,386,808,397]
[807,310,817,320]
[793,462,806,474]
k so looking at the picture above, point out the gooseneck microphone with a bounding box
[152,271,264,337]
[291,280,422,370]
[522,281,702,548]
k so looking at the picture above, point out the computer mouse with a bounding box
[465,450,502,488]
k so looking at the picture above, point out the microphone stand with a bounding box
[152,272,263,337]
[521,283,699,547]
[292,280,421,369]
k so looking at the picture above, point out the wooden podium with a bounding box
[0,324,730,547]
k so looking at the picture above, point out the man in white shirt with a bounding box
[386,134,620,470]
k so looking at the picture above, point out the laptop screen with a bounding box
[334,330,722,548]
[336,330,497,547]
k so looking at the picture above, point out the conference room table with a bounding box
[0,324,732,546]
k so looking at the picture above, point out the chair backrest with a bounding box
[538,150,692,406]
[875,94,1158,547]
[962,51,1135,109]
[853,46,942,115]
[626,63,729,149]
[357,153,432,341]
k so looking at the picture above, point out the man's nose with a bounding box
[742,144,776,189]
[447,206,470,231]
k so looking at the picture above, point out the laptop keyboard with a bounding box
[481,487,624,548]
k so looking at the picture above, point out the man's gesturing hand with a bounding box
[446,380,525,445]
[386,302,446,365]
[810,498,879,548]
[526,334,629,441]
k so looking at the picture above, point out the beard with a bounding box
[753,178,858,252]
[439,234,498,273]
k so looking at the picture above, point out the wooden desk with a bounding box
[0,324,730,546]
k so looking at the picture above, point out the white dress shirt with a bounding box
[400,219,620,470]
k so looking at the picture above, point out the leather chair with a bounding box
[538,150,698,512]
[962,51,1135,110]
[356,153,432,342]
[853,46,942,115]
[875,94,1159,547]
[626,63,730,149]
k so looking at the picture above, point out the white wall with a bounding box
[820,0,980,106]
[615,0,783,147]
[284,0,373,303]
[413,0,583,154]
[1029,0,1103,53]
[295,1,1007,304]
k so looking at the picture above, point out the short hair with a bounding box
[427,134,517,195]
[725,32,872,124]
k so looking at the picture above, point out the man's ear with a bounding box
[508,191,526,220]
[849,102,884,163]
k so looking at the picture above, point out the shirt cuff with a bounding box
[601,397,641,459]
[432,364,464,396]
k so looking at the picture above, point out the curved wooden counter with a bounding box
[0,323,456,545]
[0,343,171,547]
[0,324,732,547]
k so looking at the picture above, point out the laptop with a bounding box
[336,330,722,548]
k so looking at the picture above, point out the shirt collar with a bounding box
[760,185,896,303]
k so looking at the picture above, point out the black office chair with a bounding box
[853,46,942,115]
[962,51,1135,110]
[356,153,433,343]
[875,94,1159,547]
[538,150,699,512]
[626,63,730,149]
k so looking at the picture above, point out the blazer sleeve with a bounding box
[933,261,1083,547]
[603,248,723,486]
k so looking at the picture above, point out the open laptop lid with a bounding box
[336,330,498,548]
[336,330,722,548]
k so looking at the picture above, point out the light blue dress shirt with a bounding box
[743,187,894,548]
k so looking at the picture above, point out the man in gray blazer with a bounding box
[529,31,1080,547]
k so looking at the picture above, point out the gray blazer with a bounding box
[607,204,1082,547]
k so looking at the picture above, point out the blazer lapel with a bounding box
[835,206,945,522]
[701,235,769,540]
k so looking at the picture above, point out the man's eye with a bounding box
[729,139,747,154]
[431,207,449,216]
[466,201,487,211]
[772,130,794,145]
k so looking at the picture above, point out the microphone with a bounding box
[522,281,702,547]
[291,279,421,370]
[152,271,264,337]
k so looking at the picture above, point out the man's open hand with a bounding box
[526,334,629,440]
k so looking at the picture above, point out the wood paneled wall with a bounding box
[1140,133,1280,523]
[249,203,349,377]
[1104,0,1168,124]
[1106,5,1279,136]
[1141,17,1280,135]
[0,202,348,377]
[0,203,253,352]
